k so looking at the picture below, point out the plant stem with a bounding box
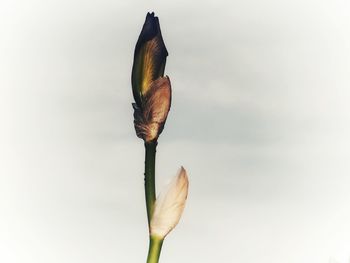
[146,235,164,263]
[144,140,157,226]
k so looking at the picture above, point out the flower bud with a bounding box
[131,12,168,107]
[150,167,189,239]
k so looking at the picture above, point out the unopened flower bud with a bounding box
[131,12,171,143]
[150,167,189,239]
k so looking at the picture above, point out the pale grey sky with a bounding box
[1,0,350,262]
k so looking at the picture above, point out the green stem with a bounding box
[146,235,164,263]
[144,140,157,225]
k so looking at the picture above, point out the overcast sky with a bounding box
[1,0,350,262]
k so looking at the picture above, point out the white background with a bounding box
[1,0,350,262]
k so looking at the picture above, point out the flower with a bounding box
[131,12,171,143]
[150,167,189,239]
